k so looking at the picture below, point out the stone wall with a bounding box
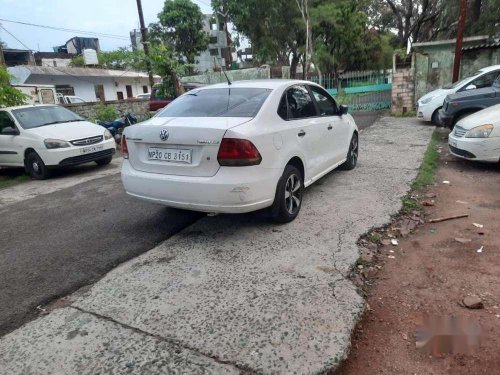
[63,99,150,120]
[391,69,415,114]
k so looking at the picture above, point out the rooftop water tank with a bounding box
[83,49,98,65]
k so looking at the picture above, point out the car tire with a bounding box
[431,109,440,126]
[271,165,303,223]
[340,133,358,170]
[25,152,50,180]
[95,156,113,166]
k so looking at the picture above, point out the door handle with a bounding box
[298,130,306,137]
[327,124,333,130]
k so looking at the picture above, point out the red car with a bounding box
[149,83,204,112]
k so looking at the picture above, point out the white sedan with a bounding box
[0,105,116,179]
[417,65,500,124]
[121,80,358,222]
[449,103,500,162]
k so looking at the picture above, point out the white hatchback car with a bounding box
[121,80,358,222]
[449,103,500,162]
[417,65,500,124]
[0,105,116,179]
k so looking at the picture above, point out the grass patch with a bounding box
[412,130,440,191]
[0,174,30,189]
[391,110,417,117]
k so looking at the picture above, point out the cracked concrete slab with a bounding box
[0,307,238,374]
[0,118,434,374]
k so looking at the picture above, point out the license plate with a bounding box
[81,144,104,154]
[148,147,192,163]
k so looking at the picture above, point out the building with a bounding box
[34,52,75,68]
[8,65,159,102]
[130,29,143,51]
[194,14,232,72]
[413,36,500,100]
[1,48,35,67]
[53,37,100,55]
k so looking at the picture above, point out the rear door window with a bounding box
[284,85,318,120]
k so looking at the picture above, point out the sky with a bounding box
[0,0,213,52]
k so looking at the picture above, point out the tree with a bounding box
[212,0,305,77]
[152,0,209,64]
[0,67,28,108]
[148,44,191,97]
[70,48,146,71]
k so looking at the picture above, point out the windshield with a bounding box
[156,88,272,118]
[443,71,482,89]
[12,106,84,129]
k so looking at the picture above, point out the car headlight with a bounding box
[420,96,433,105]
[465,124,494,138]
[44,139,71,149]
[104,129,113,140]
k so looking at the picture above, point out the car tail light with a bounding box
[121,135,129,159]
[217,138,262,166]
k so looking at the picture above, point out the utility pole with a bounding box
[453,0,468,82]
[136,0,155,89]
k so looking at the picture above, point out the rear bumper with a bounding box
[448,133,500,162]
[121,160,281,213]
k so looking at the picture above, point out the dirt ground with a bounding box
[337,129,500,374]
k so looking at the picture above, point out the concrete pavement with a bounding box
[0,117,434,374]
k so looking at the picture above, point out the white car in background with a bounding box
[417,65,500,124]
[0,105,116,179]
[449,103,500,162]
[121,80,358,222]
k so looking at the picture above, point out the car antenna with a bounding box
[214,57,231,85]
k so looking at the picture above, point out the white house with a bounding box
[8,65,160,102]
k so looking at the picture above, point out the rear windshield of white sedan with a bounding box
[157,88,271,118]
[12,106,84,129]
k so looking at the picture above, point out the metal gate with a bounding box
[308,70,392,111]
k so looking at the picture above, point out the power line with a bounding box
[0,24,32,50]
[0,18,130,41]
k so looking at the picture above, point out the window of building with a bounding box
[209,48,219,56]
[210,36,218,44]
[53,61,57,67]
[117,92,124,100]
[55,85,75,96]
[142,85,148,93]
[94,84,105,101]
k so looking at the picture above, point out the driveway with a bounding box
[0,117,433,374]
[0,112,381,337]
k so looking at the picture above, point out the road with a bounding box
[0,111,382,337]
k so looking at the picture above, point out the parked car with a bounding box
[448,103,500,162]
[135,93,151,100]
[439,74,500,128]
[149,83,205,112]
[121,80,358,222]
[56,94,86,104]
[417,65,500,124]
[0,105,116,179]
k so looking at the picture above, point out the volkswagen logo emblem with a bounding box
[159,129,169,141]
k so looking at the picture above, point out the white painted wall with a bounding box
[8,69,153,102]
[40,58,72,68]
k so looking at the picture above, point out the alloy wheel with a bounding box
[350,136,358,165]
[284,173,302,215]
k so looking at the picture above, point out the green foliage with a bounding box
[93,103,118,122]
[412,130,440,191]
[152,0,209,64]
[70,48,146,71]
[0,67,29,108]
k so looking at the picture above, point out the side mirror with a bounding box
[339,105,349,115]
[465,84,476,91]
[1,126,20,136]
